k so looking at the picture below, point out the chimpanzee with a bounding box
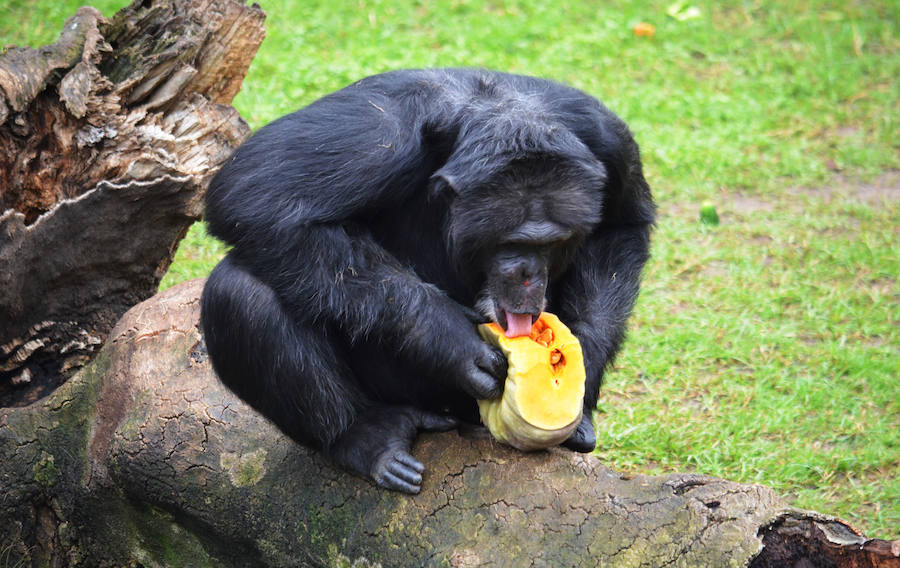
[201,68,654,493]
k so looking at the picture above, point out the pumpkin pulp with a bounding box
[476,312,586,449]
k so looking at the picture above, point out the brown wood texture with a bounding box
[0,0,264,406]
[2,279,897,567]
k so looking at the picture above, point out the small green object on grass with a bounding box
[700,201,720,225]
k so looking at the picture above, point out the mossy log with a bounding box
[0,0,264,406]
[1,279,897,567]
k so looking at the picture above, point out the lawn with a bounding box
[3,0,897,539]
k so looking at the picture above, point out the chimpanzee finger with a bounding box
[412,410,459,432]
[394,451,426,474]
[459,304,489,324]
[376,469,420,494]
[463,365,503,399]
[372,451,423,494]
[562,413,597,453]
[477,344,508,381]
[386,453,423,488]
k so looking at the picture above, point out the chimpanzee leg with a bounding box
[328,404,458,494]
[201,253,455,493]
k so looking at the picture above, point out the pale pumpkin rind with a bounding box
[477,312,585,451]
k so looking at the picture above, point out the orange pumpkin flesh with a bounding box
[477,312,585,451]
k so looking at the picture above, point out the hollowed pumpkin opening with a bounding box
[477,312,586,450]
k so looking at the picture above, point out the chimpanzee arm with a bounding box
[205,77,505,399]
[551,95,656,451]
[231,220,505,400]
[555,224,652,404]
[553,221,650,452]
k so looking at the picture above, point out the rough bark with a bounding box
[1,279,897,567]
[0,0,264,407]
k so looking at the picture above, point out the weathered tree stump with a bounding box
[0,0,265,406]
[1,279,897,567]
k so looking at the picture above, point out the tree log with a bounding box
[0,0,264,407]
[1,279,897,567]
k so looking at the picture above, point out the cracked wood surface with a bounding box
[2,279,897,567]
[0,0,263,405]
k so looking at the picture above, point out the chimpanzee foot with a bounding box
[371,448,425,494]
[562,412,597,453]
[327,405,458,494]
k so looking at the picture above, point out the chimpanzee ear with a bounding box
[430,149,506,201]
[427,172,459,202]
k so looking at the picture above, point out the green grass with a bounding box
[159,223,229,290]
[4,0,898,540]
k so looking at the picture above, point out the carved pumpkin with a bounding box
[477,313,585,450]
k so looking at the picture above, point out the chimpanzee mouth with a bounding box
[497,306,540,338]
[474,294,541,337]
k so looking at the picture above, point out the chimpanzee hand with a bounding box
[562,413,597,453]
[455,334,507,400]
[402,297,507,400]
[414,297,507,399]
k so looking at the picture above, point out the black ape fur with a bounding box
[201,68,654,493]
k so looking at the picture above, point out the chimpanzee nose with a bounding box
[499,256,543,287]
[498,255,547,314]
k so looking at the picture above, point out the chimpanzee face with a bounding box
[443,159,604,336]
